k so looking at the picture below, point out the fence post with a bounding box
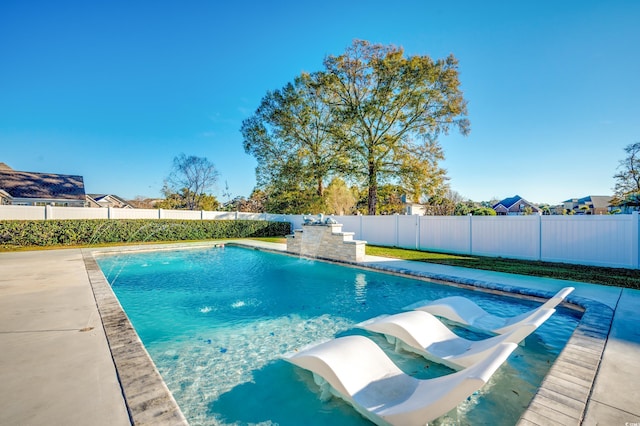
[45,205,53,220]
[158,208,163,219]
[201,210,204,220]
[415,215,420,250]
[468,214,473,254]
[633,211,639,269]
[538,211,543,261]
[395,214,400,247]
[108,206,113,220]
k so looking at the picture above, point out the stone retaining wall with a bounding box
[286,223,366,263]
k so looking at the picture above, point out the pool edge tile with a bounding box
[82,249,189,426]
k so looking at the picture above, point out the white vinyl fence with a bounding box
[0,205,292,222]
[0,205,637,269]
[332,213,639,270]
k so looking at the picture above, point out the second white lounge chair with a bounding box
[406,287,574,334]
[357,309,554,369]
[285,335,517,426]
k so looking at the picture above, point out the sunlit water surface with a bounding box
[97,246,580,426]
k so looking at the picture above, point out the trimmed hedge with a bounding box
[0,219,291,248]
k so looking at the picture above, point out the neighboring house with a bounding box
[492,195,540,215]
[614,194,640,213]
[562,196,613,215]
[0,163,86,207]
[401,194,426,215]
[87,194,133,209]
[404,202,427,215]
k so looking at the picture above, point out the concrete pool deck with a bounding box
[0,241,638,425]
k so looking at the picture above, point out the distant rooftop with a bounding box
[0,163,86,201]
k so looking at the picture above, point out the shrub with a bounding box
[0,219,291,248]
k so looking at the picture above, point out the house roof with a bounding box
[0,166,86,201]
[563,195,613,208]
[492,195,523,209]
[492,195,540,212]
[88,194,126,203]
[87,194,132,207]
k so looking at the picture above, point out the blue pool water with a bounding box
[97,246,580,425]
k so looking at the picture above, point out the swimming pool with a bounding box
[97,245,580,425]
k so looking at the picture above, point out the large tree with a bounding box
[241,72,347,198]
[613,142,640,198]
[163,154,219,210]
[322,40,469,214]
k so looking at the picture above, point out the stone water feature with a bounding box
[286,214,367,263]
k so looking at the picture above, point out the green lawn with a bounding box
[366,245,640,289]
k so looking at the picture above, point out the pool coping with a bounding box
[82,249,189,425]
[84,241,615,425]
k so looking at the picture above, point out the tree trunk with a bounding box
[367,162,377,215]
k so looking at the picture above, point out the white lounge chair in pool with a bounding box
[406,287,574,334]
[285,335,517,426]
[357,309,554,370]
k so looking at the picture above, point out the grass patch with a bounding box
[366,245,640,289]
[250,237,288,244]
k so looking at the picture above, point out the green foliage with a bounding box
[0,220,290,248]
[241,72,346,200]
[241,39,469,215]
[263,185,324,215]
[452,202,497,216]
[374,184,406,215]
[323,40,469,214]
[157,188,220,211]
[223,190,268,213]
[613,142,640,198]
[323,178,356,215]
[470,206,497,216]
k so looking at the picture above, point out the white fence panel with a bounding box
[360,216,397,245]
[419,216,471,253]
[0,205,46,220]
[541,215,636,268]
[162,210,202,220]
[111,208,160,219]
[205,211,236,220]
[50,206,107,220]
[397,216,419,248]
[236,212,267,221]
[472,216,540,260]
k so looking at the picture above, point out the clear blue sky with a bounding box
[1,0,638,205]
